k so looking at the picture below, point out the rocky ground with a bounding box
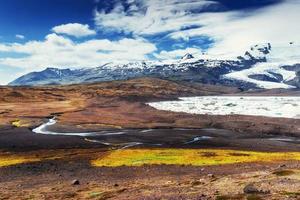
[0,78,300,199]
[1,152,300,200]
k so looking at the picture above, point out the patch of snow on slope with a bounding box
[224,63,296,89]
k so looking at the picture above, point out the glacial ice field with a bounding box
[147,96,300,119]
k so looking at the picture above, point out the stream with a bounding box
[32,118,300,151]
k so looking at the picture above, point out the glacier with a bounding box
[147,96,300,119]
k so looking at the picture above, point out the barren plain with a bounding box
[0,78,300,200]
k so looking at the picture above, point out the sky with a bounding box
[0,0,300,85]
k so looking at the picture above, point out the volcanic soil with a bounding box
[0,78,300,199]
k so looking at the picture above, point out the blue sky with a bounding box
[0,0,299,85]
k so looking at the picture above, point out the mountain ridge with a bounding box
[9,43,300,90]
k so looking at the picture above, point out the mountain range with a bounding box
[9,42,300,90]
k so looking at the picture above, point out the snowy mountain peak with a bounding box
[240,43,272,62]
[44,67,66,77]
[181,53,194,60]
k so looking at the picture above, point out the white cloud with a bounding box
[52,23,96,38]
[15,34,25,39]
[94,0,218,35]
[95,0,300,59]
[0,33,157,82]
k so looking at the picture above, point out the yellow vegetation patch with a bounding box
[11,120,22,127]
[11,119,31,127]
[0,156,40,167]
[91,149,300,167]
[0,149,100,168]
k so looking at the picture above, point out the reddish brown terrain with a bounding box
[0,78,299,135]
[0,78,300,200]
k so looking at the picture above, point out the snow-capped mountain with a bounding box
[181,53,194,60]
[224,42,300,89]
[9,42,300,90]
